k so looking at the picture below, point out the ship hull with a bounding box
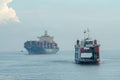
[75,41,100,64]
[75,58,100,64]
[25,46,59,54]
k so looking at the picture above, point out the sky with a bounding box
[0,0,120,51]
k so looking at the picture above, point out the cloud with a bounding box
[0,0,20,23]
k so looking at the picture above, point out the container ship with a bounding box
[24,31,59,54]
[74,30,100,63]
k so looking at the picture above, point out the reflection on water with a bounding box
[0,50,120,80]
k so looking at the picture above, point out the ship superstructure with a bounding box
[24,31,59,54]
[75,30,100,63]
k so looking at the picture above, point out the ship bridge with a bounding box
[37,31,54,43]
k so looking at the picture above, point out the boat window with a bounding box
[85,41,93,45]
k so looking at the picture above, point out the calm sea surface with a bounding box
[0,50,120,80]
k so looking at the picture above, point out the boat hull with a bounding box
[25,46,59,54]
[75,58,100,64]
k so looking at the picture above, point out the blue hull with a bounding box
[25,46,59,54]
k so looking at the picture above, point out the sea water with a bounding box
[0,50,120,80]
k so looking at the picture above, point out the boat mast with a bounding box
[84,28,90,40]
[45,30,48,36]
[84,30,86,40]
[87,28,90,39]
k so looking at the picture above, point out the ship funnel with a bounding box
[94,39,97,45]
[77,40,79,45]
